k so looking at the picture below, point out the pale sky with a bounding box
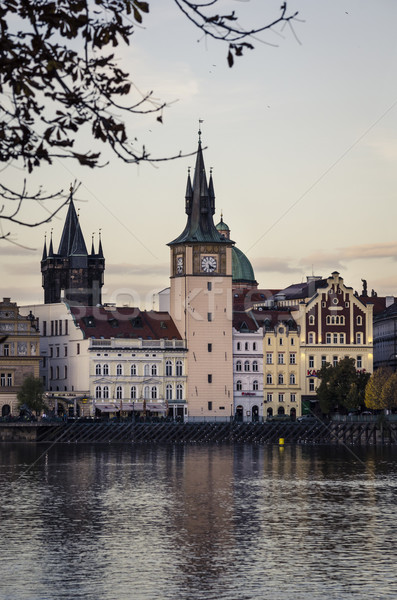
[2,0,397,309]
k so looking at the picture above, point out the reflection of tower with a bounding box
[41,191,105,305]
[168,132,234,417]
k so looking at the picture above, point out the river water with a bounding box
[1,443,396,600]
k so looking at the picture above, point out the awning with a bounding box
[117,402,144,412]
[94,403,119,413]
[145,403,167,413]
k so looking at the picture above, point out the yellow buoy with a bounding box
[279,438,285,446]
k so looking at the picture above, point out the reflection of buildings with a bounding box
[0,298,40,416]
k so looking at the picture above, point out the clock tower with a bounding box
[168,132,234,418]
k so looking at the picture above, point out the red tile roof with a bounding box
[69,306,182,340]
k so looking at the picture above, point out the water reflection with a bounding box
[0,443,397,600]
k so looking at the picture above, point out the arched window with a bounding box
[357,315,362,325]
[166,384,173,400]
[290,373,296,385]
[309,315,315,325]
[130,364,137,376]
[308,333,314,344]
[252,360,258,372]
[144,385,150,399]
[278,373,284,385]
[237,342,241,351]
[116,386,122,399]
[116,364,123,376]
[236,380,242,391]
[151,386,157,399]
[165,360,172,376]
[236,360,242,372]
[144,364,150,376]
[95,364,101,375]
[176,384,183,400]
[266,373,273,385]
[103,386,109,399]
[244,360,250,372]
[176,360,183,376]
[130,386,137,399]
[103,364,109,375]
[95,386,101,399]
[253,380,259,391]
[245,342,249,351]
[253,342,257,351]
[151,364,157,376]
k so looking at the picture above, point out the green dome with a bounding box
[232,246,256,285]
[216,219,230,233]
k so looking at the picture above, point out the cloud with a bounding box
[107,262,169,277]
[252,256,302,274]
[300,242,397,271]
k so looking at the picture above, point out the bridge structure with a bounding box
[0,420,396,445]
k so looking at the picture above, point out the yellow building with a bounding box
[0,298,41,416]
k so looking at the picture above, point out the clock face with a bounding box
[176,255,184,274]
[201,255,217,273]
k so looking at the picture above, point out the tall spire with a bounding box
[57,187,79,256]
[91,233,95,256]
[98,229,104,258]
[48,230,54,257]
[42,234,47,261]
[169,132,231,246]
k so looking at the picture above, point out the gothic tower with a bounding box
[168,133,234,418]
[41,192,105,306]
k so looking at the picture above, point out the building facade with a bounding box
[0,298,41,416]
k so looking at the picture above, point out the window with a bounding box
[278,353,284,365]
[151,386,157,399]
[6,373,12,386]
[309,379,315,392]
[245,342,249,351]
[151,364,157,376]
[56,366,59,379]
[103,364,109,375]
[308,333,314,344]
[309,356,314,368]
[266,393,273,403]
[165,361,172,376]
[116,386,123,399]
[356,333,363,344]
[95,364,101,376]
[208,401,213,411]
[144,364,150,376]
[144,386,150,399]
[339,333,345,344]
[65,320,68,335]
[326,333,331,344]
[357,315,362,325]
[64,346,68,357]
[59,320,62,335]
[207,313,212,322]
[290,338,295,346]
[116,364,123,376]
[290,393,296,403]
[278,373,284,385]
[278,393,284,403]
[244,360,250,372]
[237,342,241,351]
[43,321,47,336]
[103,386,109,399]
[131,386,137,399]
[50,366,53,380]
[77,343,80,355]
[208,374,212,383]
[50,321,54,336]
[289,353,296,365]
[333,333,338,344]
[253,380,259,391]
[267,338,272,345]
[176,360,183,376]
[208,343,212,353]
[166,384,173,400]
[50,346,53,357]
[290,373,296,385]
[236,380,242,391]
[253,342,257,351]
[207,281,212,291]
[252,360,258,372]
[176,384,183,400]
[64,366,67,379]
[236,360,242,371]
[55,321,58,336]
[321,355,327,366]
[357,355,362,369]
[333,356,338,367]
[309,315,315,325]
[266,373,273,385]
[131,364,137,376]
[279,338,283,346]
[2,344,9,357]
[266,353,273,364]
[95,386,101,399]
